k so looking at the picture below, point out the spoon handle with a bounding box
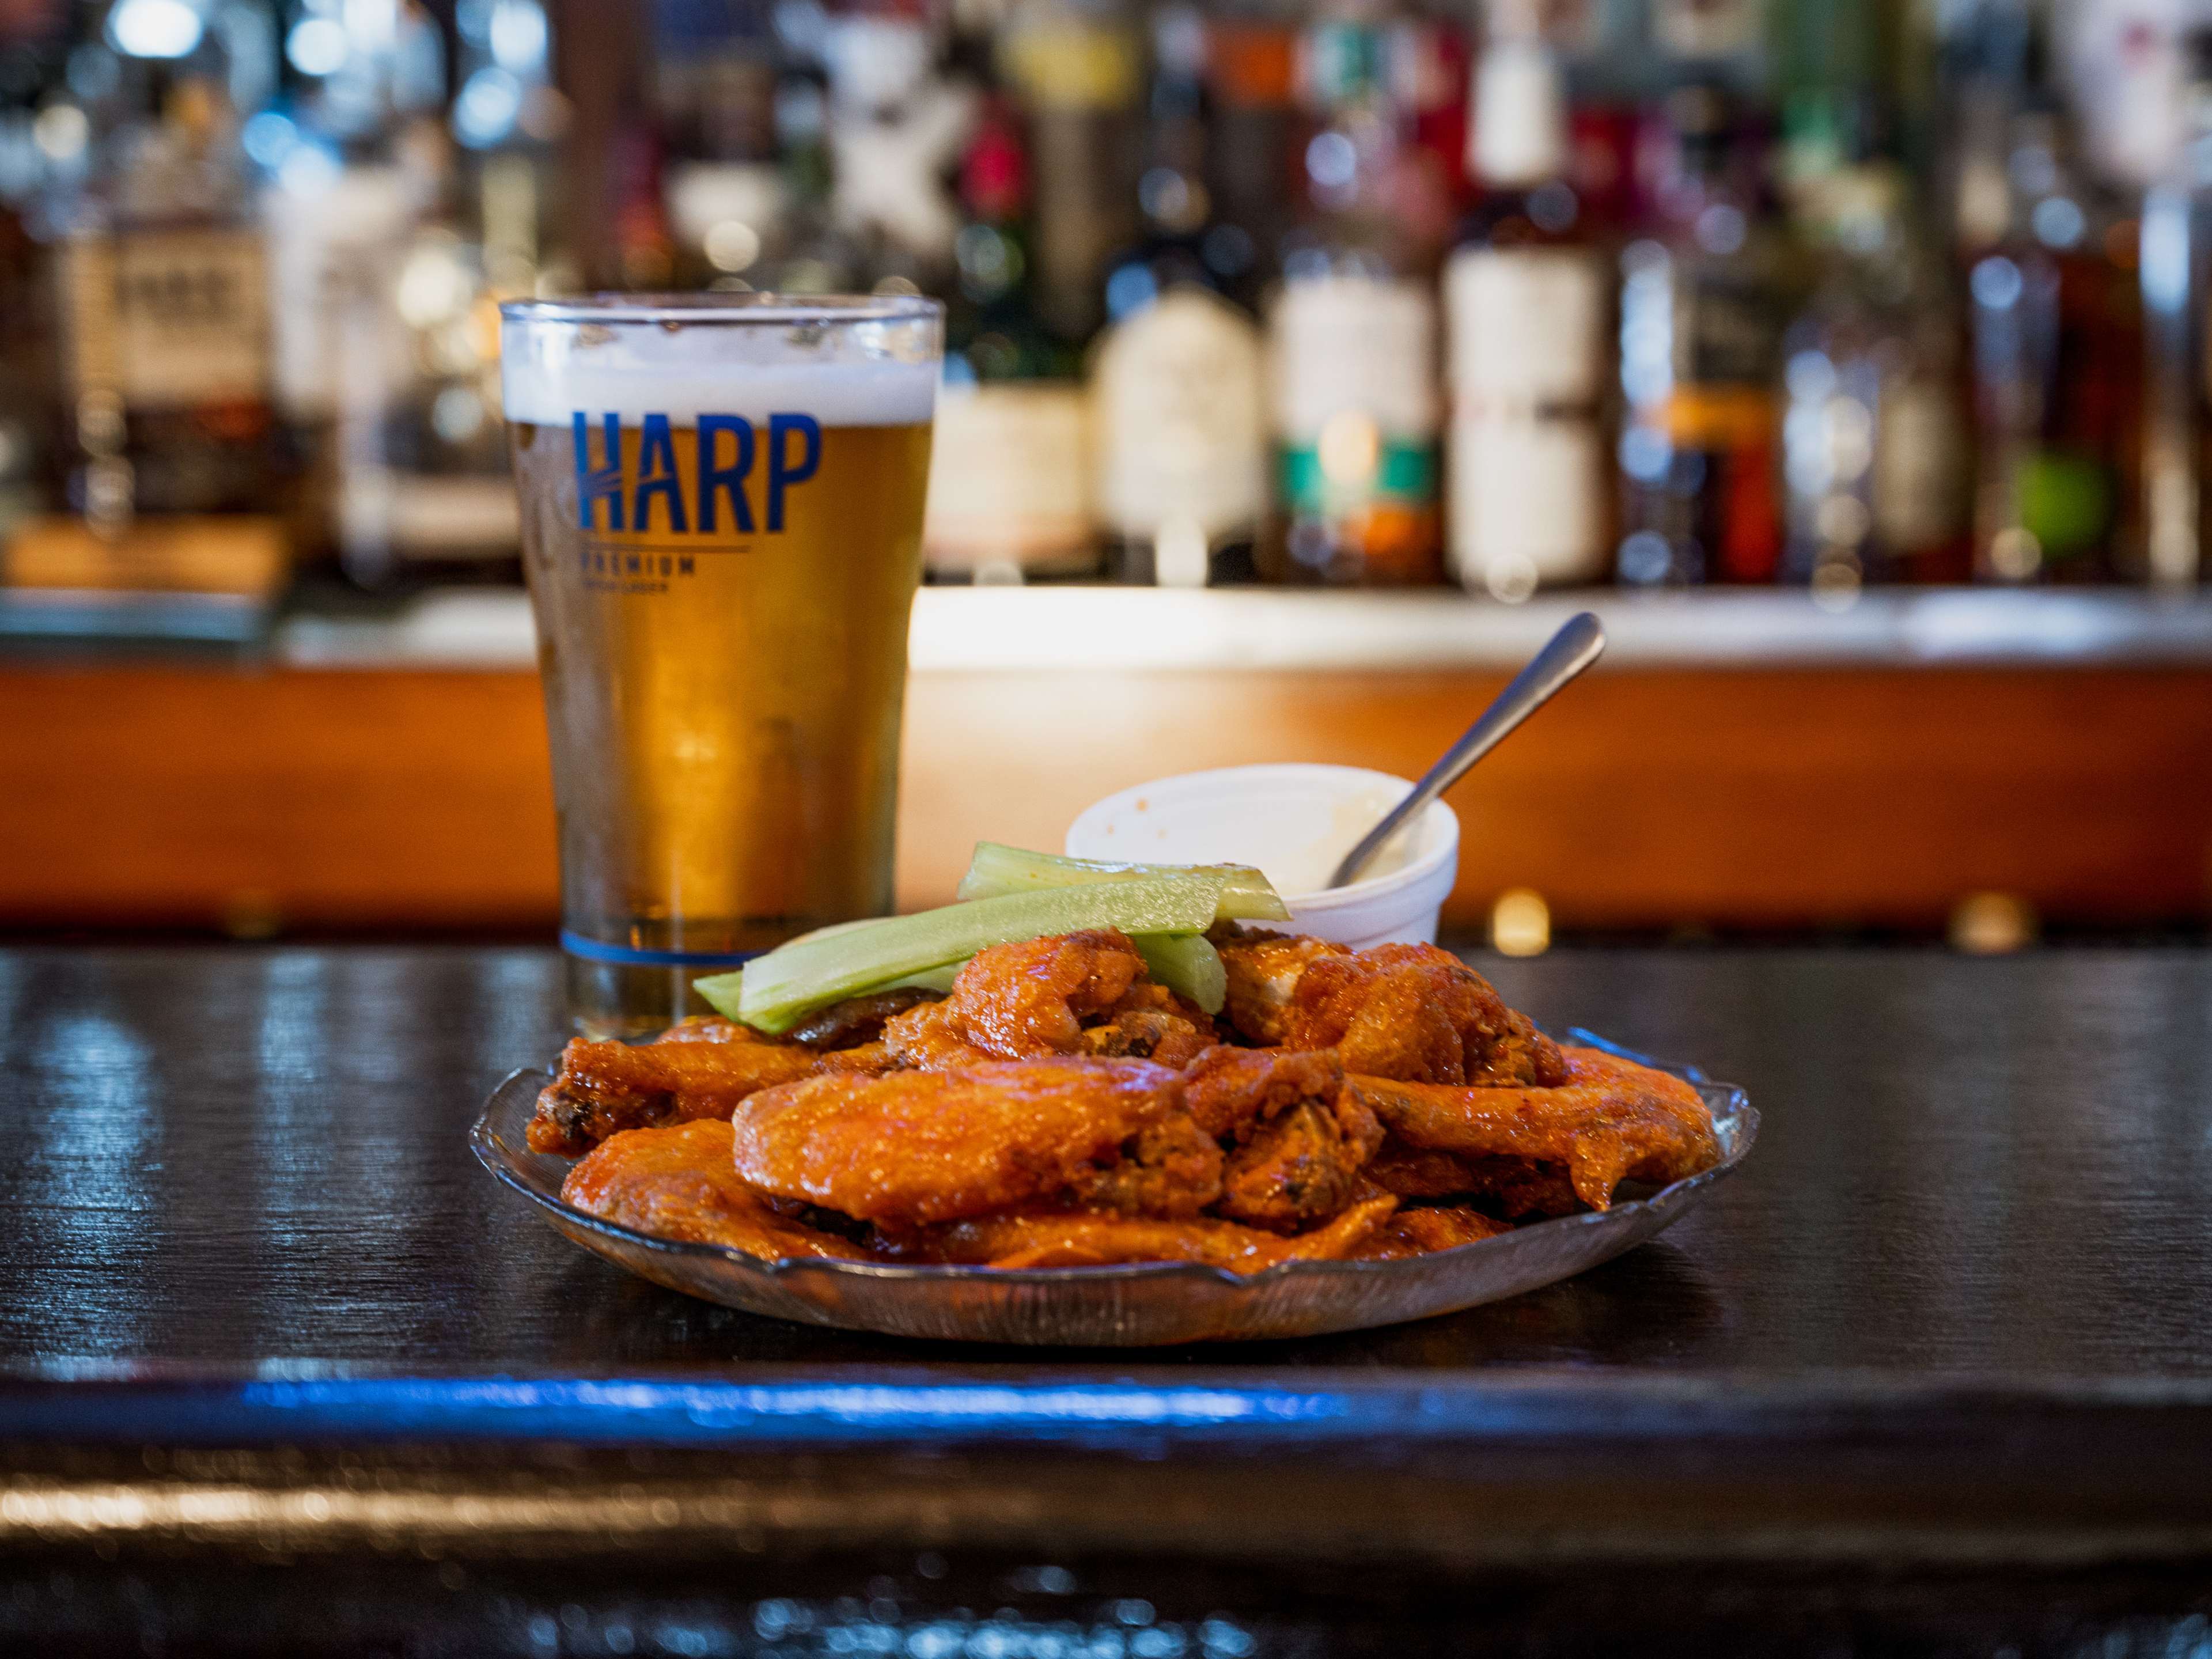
[1328,611,1608,889]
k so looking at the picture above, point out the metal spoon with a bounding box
[1328,611,1607,889]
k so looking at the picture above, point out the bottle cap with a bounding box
[1470,36,1566,185]
[1208,20,1297,107]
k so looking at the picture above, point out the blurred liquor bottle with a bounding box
[1778,162,1970,590]
[22,2,289,599]
[922,99,1094,581]
[1961,97,2142,585]
[1092,5,1266,586]
[1648,0,1768,95]
[998,0,1140,344]
[1615,84,1787,588]
[1443,7,1608,601]
[1202,0,1302,313]
[1099,5,1226,315]
[2139,25,2212,590]
[338,0,570,587]
[822,3,968,293]
[1259,1,1441,587]
[1383,3,1467,263]
[653,0,789,291]
[0,0,70,561]
[769,42,851,294]
[1771,0,1880,203]
[257,0,445,577]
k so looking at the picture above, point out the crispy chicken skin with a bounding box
[560,1120,872,1260]
[1348,1206,1512,1260]
[883,929,1212,1069]
[529,1033,828,1156]
[1350,1046,1719,1211]
[1065,1112,1225,1218]
[1181,1048,1385,1230]
[1363,1143,1585,1218]
[894,1191,1397,1271]
[1214,929,1350,1045]
[882,929,1145,1065]
[1221,1099,1385,1232]
[1077,982,1215,1067]
[729,1056,1189,1227]
[1284,943,1569,1086]
[532,1002,910,1156]
[533,931,1705,1270]
[652,1017,749,1044]
[1181,1044,1344,1137]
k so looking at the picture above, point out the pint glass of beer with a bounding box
[499,294,942,1036]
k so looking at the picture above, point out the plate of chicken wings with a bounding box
[474,888,1756,1344]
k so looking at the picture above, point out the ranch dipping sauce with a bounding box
[1065,764,1461,948]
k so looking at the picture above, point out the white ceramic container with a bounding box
[1064,763,1460,948]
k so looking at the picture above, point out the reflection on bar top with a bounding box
[273,588,2212,672]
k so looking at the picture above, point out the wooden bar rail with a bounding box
[1,660,2208,933]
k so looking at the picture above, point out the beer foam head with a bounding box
[501,300,940,429]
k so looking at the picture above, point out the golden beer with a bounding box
[501,297,941,1036]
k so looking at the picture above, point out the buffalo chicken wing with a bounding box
[1351,1047,1719,1211]
[541,930,1721,1271]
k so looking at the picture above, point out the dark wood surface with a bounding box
[6,942,2212,1652]
[4,942,2209,1376]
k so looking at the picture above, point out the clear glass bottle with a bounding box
[1444,13,1609,600]
[1259,1,1442,587]
[1964,104,2142,584]
[1202,0,1304,315]
[652,0,787,293]
[1778,164,1971,591]
[332,0,570,588]
[257,0,447,575]
[1615,82,1788,588]
[997,0,1142,345]
[2140,25,2212,589]
[820,6,969,296]
[36,8,289,593]
[1092,6,1267,588]
[1099,3,1218,319]
[922,100,1096,581]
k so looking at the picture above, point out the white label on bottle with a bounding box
[1447,412,1607,588]
[1445,246,1604,407]
[664,161,790,251]
[1092,287,1266,539]
[1653,0,1762,58]
[1268,275,1438,442]
[62,229,270,409]
[343,469,521,559]
[1874,377,1966,552]
[923,381,1094,571]
[2064,0,2185,190]
[264,169,419,419]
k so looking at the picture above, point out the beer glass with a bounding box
[499,294,942,1036]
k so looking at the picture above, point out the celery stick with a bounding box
[694,969,745,1022]
[692,956,966,1029]
[955,842,1291,922]
[1132,932,1226,1014]
[884,960,964,995]
[714,874,1229,1033]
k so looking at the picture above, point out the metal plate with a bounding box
[471,1032,1757,1347]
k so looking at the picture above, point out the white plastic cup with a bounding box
[1065,764,1460,949]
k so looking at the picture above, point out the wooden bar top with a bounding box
[4,943,2211,1646]
[7,943,2209,1378]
